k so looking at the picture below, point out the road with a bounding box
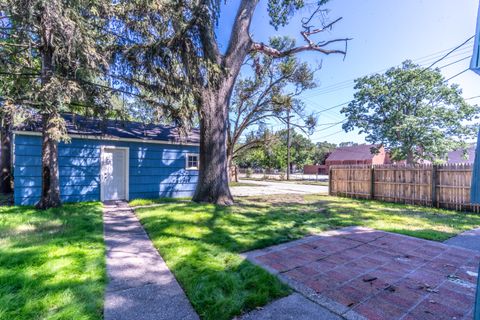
[230,179,328,197]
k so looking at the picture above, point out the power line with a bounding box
[465,95,480,100]
[304,38,476,121]
[311,101,351,115]
[316,129,344,139]
[423,35,475,70]
[444,68,470,82]
[303,36,475,99]
[313,119,346,133]
[436,55,471,69]
[304,49,473,99]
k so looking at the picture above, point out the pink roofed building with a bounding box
[447,145,476,164]
[325,144,390,166]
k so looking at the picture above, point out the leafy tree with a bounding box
[338,141,358,147]
[0,0,112,208]
[228,36,317,173]
[113,0,349,204]
[342,60,480,164]
[311,141,336,164]
[276,129,315,169]
[236,128,316,171]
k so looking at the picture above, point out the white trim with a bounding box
[185,153,199,170]
[12,130,199,147]
[100,146,129,201]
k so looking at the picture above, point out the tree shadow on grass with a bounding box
[135,194,480,320]
[0,202,106,320]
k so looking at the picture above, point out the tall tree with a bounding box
[342,60,480,164]
[0,0,112,208]
[311,141,336,164]
[236,128,316,171]
[114,0,349,204]
[228,36,317,175]
[0,102,12,193]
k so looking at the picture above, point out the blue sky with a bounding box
[217,0,480,145]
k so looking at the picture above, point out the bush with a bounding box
[246,168,253,178]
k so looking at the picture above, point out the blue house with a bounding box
[12,114,200,205]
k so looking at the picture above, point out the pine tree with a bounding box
[0,0,112,208]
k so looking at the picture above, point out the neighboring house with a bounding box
[12,114,200,205]
[303,164,328,175]
[325,144,390,166]
[447,145,476,164]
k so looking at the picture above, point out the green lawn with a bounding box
[134,194,480,320]
[0,202,106,320]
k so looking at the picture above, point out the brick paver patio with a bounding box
[243,227,479,320]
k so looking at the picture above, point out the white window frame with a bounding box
[185,153,199,170]
[100,146,130,201]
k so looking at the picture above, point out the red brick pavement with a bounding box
[245,227,479,320]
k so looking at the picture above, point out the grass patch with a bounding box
[136,194,480,319]
[0,202,105,320]
[129,197,191,207]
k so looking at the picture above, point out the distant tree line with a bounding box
[235,128,343,171]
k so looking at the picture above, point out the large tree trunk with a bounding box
[192,0,257,204]
[0,111,12,194]
[36,41,61,209]
[36,113,61,209]
[193,87,234,205]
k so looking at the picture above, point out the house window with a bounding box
[186,153,199,170]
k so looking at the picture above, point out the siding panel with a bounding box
[14,134,199,205]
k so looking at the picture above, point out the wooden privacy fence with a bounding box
[329,164,480,212]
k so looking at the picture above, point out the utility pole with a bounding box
[286,108,291,181]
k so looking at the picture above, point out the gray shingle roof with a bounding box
[15,114,200,144]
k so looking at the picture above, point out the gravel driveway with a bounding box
[230,180,328,197]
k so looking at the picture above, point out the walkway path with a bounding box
[444,227,480,252]
[230,179,328,197]
[103,201,198,320]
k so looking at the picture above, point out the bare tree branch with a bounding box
[251,12,351,58]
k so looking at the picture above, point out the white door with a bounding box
[101,148,128,201]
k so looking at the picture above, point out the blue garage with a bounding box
[12,115,200,205]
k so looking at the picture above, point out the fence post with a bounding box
[370,166,375,200]
[431,165,438,207]
[328,166,333,196]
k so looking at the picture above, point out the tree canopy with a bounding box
[228,36,318,169]
[1,0,349,206]
[0,0,115,207]
[341,60,480,164]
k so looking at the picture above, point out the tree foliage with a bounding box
[110,0,348,204]
[236,129,319,170]
[0,0,115,207]
[342,60,480,164]
[228,36,317,167]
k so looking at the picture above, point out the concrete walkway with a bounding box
[240,293,341,320]
[103,201,198,320]
[444,227,480,252]
[230,179,328,197]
